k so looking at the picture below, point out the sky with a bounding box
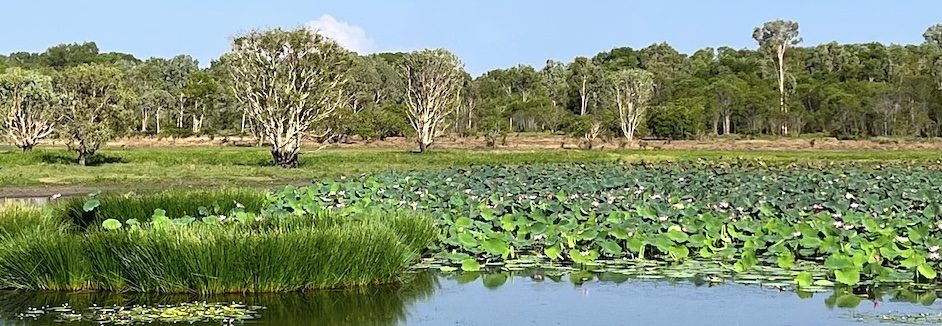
[1,0,940,76]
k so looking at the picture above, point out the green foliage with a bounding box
[56,189,268,229]
[55,63,126,165]
[646,99,706,139]
[282,161,942,285]
[0,205,433,293]
[0,67,56,150]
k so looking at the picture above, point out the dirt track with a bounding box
[97,135,942,151]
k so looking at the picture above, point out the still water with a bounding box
[1,272,940,326]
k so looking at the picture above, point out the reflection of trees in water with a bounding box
[0,271,439,326]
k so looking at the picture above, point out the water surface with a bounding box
[2,272,939,325]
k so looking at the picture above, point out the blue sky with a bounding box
[1,0,940,75]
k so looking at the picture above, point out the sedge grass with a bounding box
[55,189,268,229]
[0,207,434,294]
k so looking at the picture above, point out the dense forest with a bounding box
[4,20,942,161]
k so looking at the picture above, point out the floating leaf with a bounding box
[101,219,122,230]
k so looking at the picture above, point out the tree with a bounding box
[226,27,350,168]
[753,20,801,135]
[182,70,219,134]
[56,64,125,165]
[401,49,465,153]
[0,68,57,150]
[712,74,746,134]
[568,57,600,115]
[40,42,101,69]
[924,24,942,46]
[541,60,570,111]
[610,69,655,141]
[166,55,199,129]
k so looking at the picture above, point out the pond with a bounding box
[3,272,940,326]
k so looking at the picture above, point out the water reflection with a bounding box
[1,271,941,325]
[0,272,438,325]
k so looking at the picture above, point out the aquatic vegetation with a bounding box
[0,203,68,238]
[270,162,942,287]
[0,272,438,326]
[55,189,268,229]
[17,301,261,324]
[0,201,434,293]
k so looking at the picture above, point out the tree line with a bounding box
[3,20,942,166]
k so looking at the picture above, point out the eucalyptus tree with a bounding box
[0,68,57,150]
[541,60,570,111]
[183,70,219,134]
[568,57,600,115]
[610,69,655,141]
[166,55,199,129]
[226,27,351,168]
[711,74,746,135]
[401,48,465,153]
[56,64,125,165]
[753,20,801,134]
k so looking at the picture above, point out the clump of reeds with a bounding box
[0,199,434,294]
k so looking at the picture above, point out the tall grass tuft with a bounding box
[0,203,69,238]
[0,210,434,294]
[55,189,268,229]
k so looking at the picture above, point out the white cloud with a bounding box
[305,15,375,53]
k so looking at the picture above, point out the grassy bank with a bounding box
[0,193,434,294]
[1,146,941,192]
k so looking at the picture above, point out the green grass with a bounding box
[1,145,940,190]
[0,197,435,293]
[55,189,268,229]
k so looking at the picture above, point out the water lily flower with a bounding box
[658,216,668,222]
[850,203,859,209]
[592,201,600,208]
[843,224,854,230]
[845,193,855,199]
[812,203,824,210]
[337,191,345,196]
[792,231,802,237]
[651,194,662,200]
[464,189,471,194]
[830,212,842,218]
[931,246,940,253]
[833,221,844,228]
[931,252,941,261]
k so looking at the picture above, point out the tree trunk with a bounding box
[777,45,789,135]
[141,109,149,132]
[177,94,185,128]
[271,141,300,168]
[77,150,88,166]
[580,78,588,116]
[156,108,162,134]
